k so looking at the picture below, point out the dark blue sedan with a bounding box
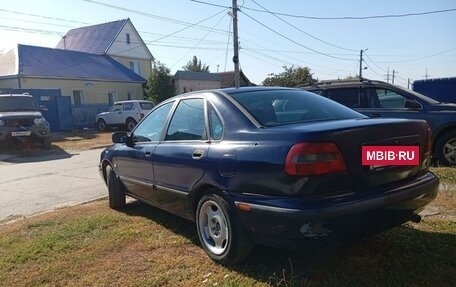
[99,87,439,265]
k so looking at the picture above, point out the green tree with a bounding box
[182,55,210,72]
[262,65,315,87]
[145,62,176,103]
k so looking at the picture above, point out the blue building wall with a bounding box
[412,77,456,103]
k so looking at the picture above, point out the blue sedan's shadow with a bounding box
[119,200,456,286]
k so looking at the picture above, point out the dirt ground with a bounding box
[51,130,112,151]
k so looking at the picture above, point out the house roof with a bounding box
[216,70,255,88]
[56,19,128,54]
[173,70,221,82]
[14,44,146,82]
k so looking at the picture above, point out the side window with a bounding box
[375,89,408,109]
[327,88,362,108]
[110,103,122,112]
[208,103,223,140]
[133,102,173,142]
[123,103,134,111]
[166,98,205,141]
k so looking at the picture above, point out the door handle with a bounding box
[192,149,205,160]
[145,151,152,158]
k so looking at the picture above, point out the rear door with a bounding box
[360,87,426,121]
[153,98,209,217]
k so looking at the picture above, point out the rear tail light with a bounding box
[285,142,347,176]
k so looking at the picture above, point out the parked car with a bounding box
[0,93,51,149]
[300,79,456,166]
[95,100,155,131]
[99,87,438,265]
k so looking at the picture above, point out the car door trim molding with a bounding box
[155,184,188,198]
[120,176,154,189]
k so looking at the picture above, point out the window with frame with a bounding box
[133,102,174,142]
[72,90,84,106]
[123,103,134,111]
[166,98,205,141]
[126,33,130,44]
[108,91,117,106]
[208,103,223,140]
[374,88,408,109]
[110,103,122,112]
[327,88,362,108]
[127,91,135,100]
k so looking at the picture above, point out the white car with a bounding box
[96,100,155,131]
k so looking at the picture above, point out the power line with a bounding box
[0,25,64,36]
[249,0,357,52]
[224,15,233,71]
[84,0,230,35]
[190,0,230,9]
[0,8,90,25]
[240,10,356,61]
[376,47,456,63]
[170,9,228,68]
[240,5,456,20]
[364,52,387,72]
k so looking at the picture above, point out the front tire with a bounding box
[196,193,253,265]
[435,131,456,166]
[106,165,126,209]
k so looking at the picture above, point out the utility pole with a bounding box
[386,67,390,83]
[423,68,430,80]
[392,69,396,84]
[232,0,240,88]
[408,78,411,89]
[359,49,368,79]
[359,49,363,79]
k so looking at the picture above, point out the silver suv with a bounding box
[0,94,51,149]
[96,100,155,131]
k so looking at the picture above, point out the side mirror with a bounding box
[112,132,131,145]
[39,105,48,111]
[404,99,421,109]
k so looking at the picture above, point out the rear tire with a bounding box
[196,192,253,265]
[126,118,137,131]
[435,131,456,166]
[106,165,126,209]
[97,119,107,131]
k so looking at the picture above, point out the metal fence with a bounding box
[72,104,110,129]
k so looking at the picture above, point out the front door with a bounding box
[114,102,174,203]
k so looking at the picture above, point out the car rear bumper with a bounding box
[230,171,439,247]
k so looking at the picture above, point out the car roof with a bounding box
[113,100,154,104]
[0,93,34,98]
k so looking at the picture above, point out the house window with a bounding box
[129,61,141,76]
[108,91,117,105]
[126,33,130,44]
[127,91,135,100]
[72,90,84,106]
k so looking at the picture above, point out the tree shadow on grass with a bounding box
[120,200,456,286]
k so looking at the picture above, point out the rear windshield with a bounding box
[228,89,364,126]
[0,96,38,112]
[139,102,155,110]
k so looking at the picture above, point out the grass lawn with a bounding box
[0,167,454,287]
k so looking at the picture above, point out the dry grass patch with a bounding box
[51,130,112,151]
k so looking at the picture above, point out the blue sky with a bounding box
[1,0,455,87]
